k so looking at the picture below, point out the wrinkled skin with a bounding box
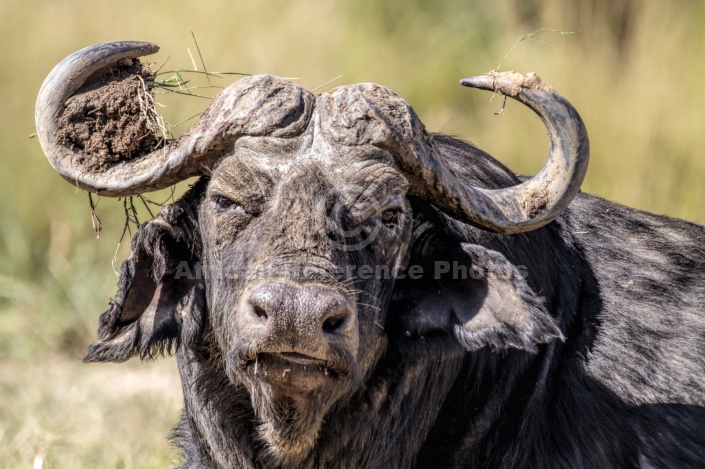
[201,138,414,461]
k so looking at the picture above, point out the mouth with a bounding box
[276,352,329,367]
[247,352,345,393]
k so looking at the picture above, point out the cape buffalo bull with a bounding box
[36,41,705,468]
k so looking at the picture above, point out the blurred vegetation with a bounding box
[1,0,704,466]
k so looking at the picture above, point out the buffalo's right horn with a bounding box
[35,41,313,197]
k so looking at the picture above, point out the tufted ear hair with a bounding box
[83,178,208,363]
[388,220,563,355]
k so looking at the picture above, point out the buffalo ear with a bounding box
[84,182,207,363]
[388,234,563,354]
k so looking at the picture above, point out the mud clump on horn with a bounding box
[56,58,165,173]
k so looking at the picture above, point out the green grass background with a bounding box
[1,0,704,467]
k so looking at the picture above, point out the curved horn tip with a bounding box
[447,70,588,233]
[36,40,161,107]
[74,40,160,58]
[39,41,159,94]
[460,70,551,98]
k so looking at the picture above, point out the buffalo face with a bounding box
[199,140,413,455]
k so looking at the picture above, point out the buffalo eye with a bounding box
[381,208,401,227]
[212,195,248,215]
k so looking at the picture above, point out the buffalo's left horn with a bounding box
[35,41,313,197]
[428,71,589,233]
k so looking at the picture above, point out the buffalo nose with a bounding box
[247,282,351,336]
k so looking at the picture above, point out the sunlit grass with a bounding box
[1,0,704,466]
[0,358,182,468]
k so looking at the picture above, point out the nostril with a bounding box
[252,304,269,321]
[322,314,347,334]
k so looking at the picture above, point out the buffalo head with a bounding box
[36,41,588,464]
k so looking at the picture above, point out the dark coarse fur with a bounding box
[86,134,705,469]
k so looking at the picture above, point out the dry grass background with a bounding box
[1,0,704,467]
